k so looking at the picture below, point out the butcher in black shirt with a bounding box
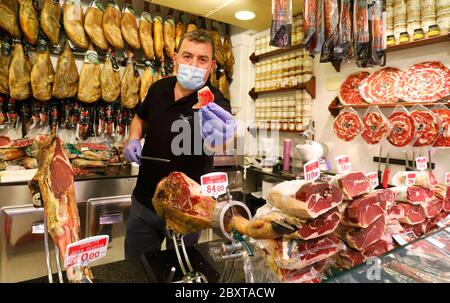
[123,30,234,259]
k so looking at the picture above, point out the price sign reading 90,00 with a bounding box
[201,172,228,197]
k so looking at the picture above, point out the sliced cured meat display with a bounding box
[231,206,340,240]
[152,171,216,234]
[395,62,450,103]
[11,138,32,148]
[276,260,328,283]
[338,72,370,105]
[103,0,124,50]
[63,0,89,49]
[267,180,343,219]
[333,111,362,141]
[53,44,79,99]
[193,86,215,109]
[19,0,38,45]
[333,172,372,199]
[265,234,342,270]
[84,1,109,51]
[410,110,440,146]
[386,111,415,147]
[341,216,386,250]
[336,240,388,269]
[358,67,403,104]
[432,108,450,147]
[0,148,25,161]
[361,111,389,144]
[40,0,61,46]
[398,203,426,225]
[341,193,386,228]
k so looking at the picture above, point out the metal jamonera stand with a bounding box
[165,189,253,283]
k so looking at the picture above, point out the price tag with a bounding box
[393,231,418,246]
[415,156,428,171]
[445,172,450,186]
[303,159,320,182]
[366,172,379,189]
[406,172,416,186]
[201,172,228,198]
[335,155,352,173]
[64,235,109,268]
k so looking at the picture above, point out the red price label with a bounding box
[415,157,428,171]
[335,155,352,173]
[304,159,320,182]
[406,172,416,186]
[366,172,379,189]
[201,172,228,197]
[64,235,109,268]
[446,172,450,186]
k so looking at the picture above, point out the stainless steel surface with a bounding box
[140,156,171,163]
[0,177,137,282]
[86,195,132,267]
[211,201,251,241]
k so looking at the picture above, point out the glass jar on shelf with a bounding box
[281,120,288,131]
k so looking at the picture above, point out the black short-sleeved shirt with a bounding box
[133,76,231,210]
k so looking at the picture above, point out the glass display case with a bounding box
[326,227,450,283]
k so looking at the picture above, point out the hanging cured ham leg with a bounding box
[29,135,93,282]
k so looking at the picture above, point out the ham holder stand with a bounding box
[165,189,252,283]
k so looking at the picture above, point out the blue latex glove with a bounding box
[199,103,236,147]
[124,139,142,165]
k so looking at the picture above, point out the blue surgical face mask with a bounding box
[176,63,208,91]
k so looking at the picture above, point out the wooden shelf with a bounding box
[328,97,449,117]
[249,44,304,64]
[249,77,316,99]
[249,128,305,133]
[386,33,450,52]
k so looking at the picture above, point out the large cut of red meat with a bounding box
[375,188,397,209]
[341,193,386,228]
[11,138,33,148]
[342,216,386,250]
[270,234,342,270]
[407,186,434,205]
[193,86,215,109]
[293,207,341,240]
[387,204,405,220]
[423,198,443,218]
[434,185,450,212]
[334,172,372,199]
[277,260,327,283]
[337,240,388,269]
[266,180,343,219]
[398,203,426,225]
[152,171,217,234]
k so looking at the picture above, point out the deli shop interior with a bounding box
[0,0,448,284]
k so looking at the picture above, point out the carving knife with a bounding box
[140,156,171,163]
[382,153,390,189]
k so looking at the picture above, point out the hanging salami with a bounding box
[432,105,450,147]
[320,0,339,63]
[333,109,363,141]
[361,108,390,144]
[303,0,317,50]
[334,0,352,61]
[359,67,403,104]
[387,108,416,147]
[354,0,370,67]
[395,61,450,103]
[338,72,370,105]
[410,107,441,146]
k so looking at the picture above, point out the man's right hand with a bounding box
[124,139,142,165]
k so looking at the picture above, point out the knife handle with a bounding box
[382,168,390,189]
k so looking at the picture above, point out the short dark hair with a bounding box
[177,30,215,59]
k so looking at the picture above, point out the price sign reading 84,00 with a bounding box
[201,172,228,198]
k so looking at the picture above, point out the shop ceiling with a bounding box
[146,0,303,31]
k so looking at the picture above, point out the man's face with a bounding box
[173,39,216,83]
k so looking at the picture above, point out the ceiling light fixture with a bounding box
[234,10,256,20]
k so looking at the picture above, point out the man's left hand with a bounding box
[199,103,236,146]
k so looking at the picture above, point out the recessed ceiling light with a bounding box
[235,10,256,20]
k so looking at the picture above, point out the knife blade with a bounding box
[140,156,171,163]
